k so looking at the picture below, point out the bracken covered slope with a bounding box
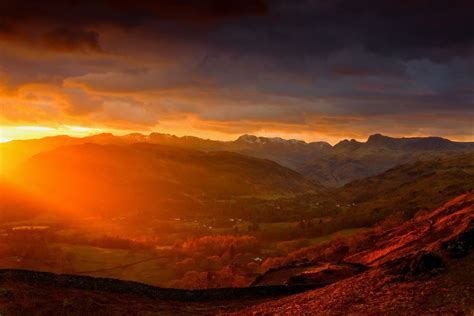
[235,191,474,315]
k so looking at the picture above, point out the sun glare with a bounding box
[0,125,108,141]
[15,126,57,132]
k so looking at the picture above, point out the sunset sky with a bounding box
[0,0,473,143]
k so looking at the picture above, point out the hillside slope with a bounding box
[12,143,319,218]
[239,192,474,315]
[0,270,315,315]
[0,180,54,223]
[338,152,474,224]
[257,153,474,232]
[0,134,130,175]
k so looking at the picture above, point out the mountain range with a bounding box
[2,132,473,187]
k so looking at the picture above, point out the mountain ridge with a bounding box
[4,131,473,150]
[2,132,473,186]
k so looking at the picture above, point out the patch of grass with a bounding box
[55,243,176,285]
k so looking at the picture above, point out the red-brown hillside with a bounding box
[236,191,474,315]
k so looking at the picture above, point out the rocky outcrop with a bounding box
[442,219,474,258]
[384,251,445,276]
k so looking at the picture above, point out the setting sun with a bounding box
[1,125,119,141]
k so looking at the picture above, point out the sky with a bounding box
[0,0,473,143]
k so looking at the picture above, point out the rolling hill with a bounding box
[11,143,319,219]
[239,152,474,232]
[338,152,474,224]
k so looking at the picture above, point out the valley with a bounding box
[0,191,472,315]
[1,133,473,298]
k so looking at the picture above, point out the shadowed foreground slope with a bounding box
[0,270,320,315]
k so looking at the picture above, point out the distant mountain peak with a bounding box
[236,134,307,145]
[236,134,261,143]
[365,133,462,150]
[90,132,114,137]
[333,138,362,150]
[367,133,390,142]
[83,133,117,142]
[366,133,396,147]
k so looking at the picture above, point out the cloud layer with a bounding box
[1,0,473,142]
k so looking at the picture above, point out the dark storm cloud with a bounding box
[187,0,473,63]
[0,0,268,27]
[42,28,102,52]
[1,0,471,60]
[0,0,267,53]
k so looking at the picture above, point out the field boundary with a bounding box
[0,269,319,302]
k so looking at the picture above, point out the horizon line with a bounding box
[2,130,473,146]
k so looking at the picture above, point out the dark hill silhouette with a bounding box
[12,143,319,218]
